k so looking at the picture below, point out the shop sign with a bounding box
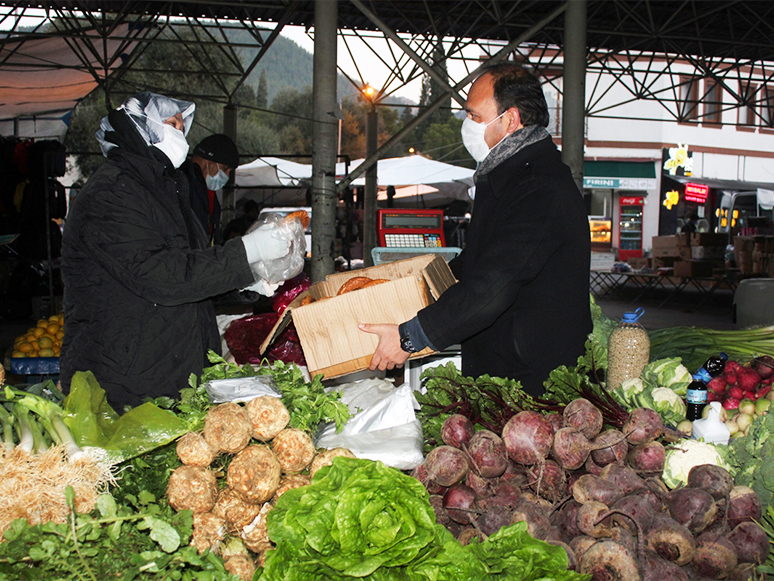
[583,177,657,189]
[620,196,644,205]
[663,144,693,176]
[684,182,709,203]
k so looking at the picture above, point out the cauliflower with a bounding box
[662,439,732,489]
[649,387,687,421]
[613,378,644,407]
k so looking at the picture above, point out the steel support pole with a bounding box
[364,107,378,267]
[222,102,238,224]
[310,0,339,280]
[562,0,587,193]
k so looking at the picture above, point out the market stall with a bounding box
[3,292,774,580]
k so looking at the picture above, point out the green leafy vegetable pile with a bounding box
[0,486,238,581]
[721,410,774,509]
[260,456,588,581]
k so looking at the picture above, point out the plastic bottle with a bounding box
[686,353,728,421]
[606,307,650,391]
[686,373,709,421]
[692,401,731,445]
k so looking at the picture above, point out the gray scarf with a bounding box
[474,124,551,182]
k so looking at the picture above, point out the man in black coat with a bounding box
[361,64,592,397]
[182,133,239,246]
[60,92,299,410]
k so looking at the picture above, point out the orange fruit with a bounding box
[46,323,60,335]
[18,342,34,354]
[48,314,59,322]
[27,352,38,358]
[31,340,40,351]
[58,315,64,326]
[56,330,65,340]
[36,319,49,328]
[33,327,46,338]
[38,348,55,357]
[53,345,61,356]
[11,350,26,358]
[38,336,54,349]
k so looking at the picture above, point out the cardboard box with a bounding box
[690,233,728,247]
[626,257,651,270]
[650,235,689,257]
[260,254,456,379]
[651,257,676,268]
[691,245,725,260]
[673,260,715,278]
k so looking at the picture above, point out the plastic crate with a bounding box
[371,246,461,266]
[9,357,60,375]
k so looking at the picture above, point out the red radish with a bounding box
[443,483,477,524]
[727,385,745,400]
[745,390,758,401]
[441,414,475,448]
[725,371,738,385]
[752,355,774,379]
[562,398,603,439]
[707,376,727,395]
[756,385,772,399]
[622,408,664,445]
[707,391,718,402]
[424,445,470,487]
[466,429,508,478]
[737,367,762,392]
[726,360,743,372]
[501,410,554,466]
[723,397,741,410]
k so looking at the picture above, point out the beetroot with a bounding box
[727,485,762,530]
[510,498,552,539]
[466,429,508,478]
[441,414,475,448]
[641,551,690,581]
[668,488,718,535]
[753,355,774,379]
[576,501,613,538]
[599,463,647,495]
[736,366,762,392]
[627,486,666,515]
[691,532,738,579]
[623,408,665,445]
[686,464,734,501]
[552,427,592,470]
[443,483,477,525]
[501,410,554,466]
[646,514,696,566]
[569,535,598,563]
[477,506,514,536]
[526,459,567,503]
[579,540,641,580]
[465,470,498,499]
[428,494,451,525]
[551,499,583,540]
[590,429,628,466]
[563,398,604,439]
[584,453,605,476]
[477,481,521,512]
[627,441,666,474]
[572,473,626,506]
[424,445,469,487]
[544,412,564,434]
[726,521,770,564]
[411,463,446,494]
[610,495,656,536]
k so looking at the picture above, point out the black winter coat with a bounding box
[418,136,592,396]
[60,134,254,410]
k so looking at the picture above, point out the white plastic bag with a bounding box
[246,213,306,285]
[315,378,424,470]
[204,376,281,403]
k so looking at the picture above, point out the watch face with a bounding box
[400,336,415,353]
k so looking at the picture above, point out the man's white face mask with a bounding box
[153,123,189,168]
[460,111,506,162]
[205,164,230,190]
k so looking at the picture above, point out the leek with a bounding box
[0,405,14,451]
[15,393,85,461]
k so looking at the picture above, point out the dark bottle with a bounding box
[694,352,728,384]
[686,372,709,421]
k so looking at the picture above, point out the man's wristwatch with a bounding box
[399,325,418,353]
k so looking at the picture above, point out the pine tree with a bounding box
[256,69,268,108]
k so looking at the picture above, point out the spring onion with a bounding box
[648,324,774,371]
[0,405,14,451]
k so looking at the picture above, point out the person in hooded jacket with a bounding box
[360,64,592,397]
[60,92,294,411]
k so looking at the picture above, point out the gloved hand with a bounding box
[243,279,281,297]
[241,223,292,263]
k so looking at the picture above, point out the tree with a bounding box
[256,69,268,109]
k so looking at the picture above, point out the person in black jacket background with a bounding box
[182,133,239,246]
[60,92,297,410]
[361,64,592,397]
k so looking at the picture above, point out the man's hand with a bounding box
[358,323,410,371]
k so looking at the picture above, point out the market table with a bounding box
[589,269,738,311]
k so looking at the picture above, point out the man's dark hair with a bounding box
[484,63,550,128]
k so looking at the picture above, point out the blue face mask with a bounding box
[205,167,229,190]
